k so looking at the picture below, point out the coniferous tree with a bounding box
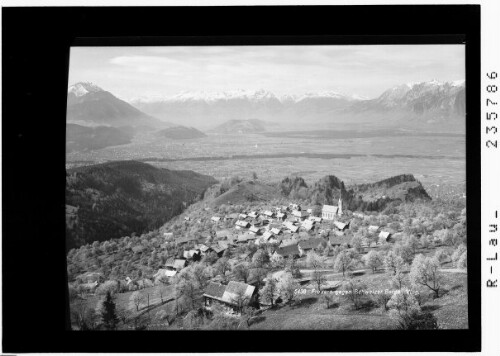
[101,291,119,330]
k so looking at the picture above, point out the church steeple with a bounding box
[338,196,343,216]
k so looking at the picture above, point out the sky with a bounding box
[68,45,465,101]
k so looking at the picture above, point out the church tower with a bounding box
[338,196,343,216]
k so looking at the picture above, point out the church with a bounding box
[321,197,343,220]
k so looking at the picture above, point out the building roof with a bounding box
[329,236,345,245]
[262,231,274,241]
[211,216,221,221]
[334,221,349,230]
[235,220,250,228]
[276,244,300,257]
[176,235,199,244]
[173,259,187,269]
[379,231,391,240]
[271,228,281,235]
[222,281,256,305]
[298,238,324,250]
[322,205,339,214]
[204,282,226,299]
[249,226,261,234]
[237,233,257,242]
[369,225,380,232]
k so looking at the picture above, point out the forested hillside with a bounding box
[66,161,217,249]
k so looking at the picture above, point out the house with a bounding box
[203,281,256,311]
[379,231,392,242]
[281,206,290,212]
[329,235,347,247]
[309,216,322,223]
[289,203,301,211]
[225,213,239,221]
[212,243,228,256]
[272,244,300,261]
[165,258,187,271]
[276,212,287,221]
[298,238,324,255]
[176,235,199,245]
[249,226,262,235]
[196,244,212,255]
[251,219,262,227]
[235,220,250,228]
[211,216,221,223]
[369,225,380,234]
[183,249,201,260]
[271,227,282,235]
[307,208,313,214]
[163,232,174,239]
[239,213,248,219]
[237,233,257,243]
[301,220,315,232]
[154,268,177,281]
[292,210,309,220]
[262,231,274,242]
[184,216,190,221]
[248,211,259,219]
[263,210,275,218]
[333,221,350,231]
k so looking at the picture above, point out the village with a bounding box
[68,187,469,331]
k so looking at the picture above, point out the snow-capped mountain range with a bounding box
[67,79,465,132]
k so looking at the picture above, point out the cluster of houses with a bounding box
[152,200,398,312]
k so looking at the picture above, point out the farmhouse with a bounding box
[298,238,324,255]
[248,211,259,219]
[272,244,300,260]
[165,258,187,271]
[379,231,392,242]
[235,220,250,228]
[276,212,287,221]
[292,210,309,220]
[333,221,350,231]
[369,225,380,234]
[271,227,282,235]
[212,243,228,256]
[203,281,256,311]
[239,213,248,219]
[301,220,315,232]
[176,235,199,245]
[263,210,275,218]
[329,235,347,247]
[249,226,262,235]
[183,249,201,260]
[262,230,274,241]
[211,216,221,223]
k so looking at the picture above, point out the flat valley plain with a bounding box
[66,129,465,200]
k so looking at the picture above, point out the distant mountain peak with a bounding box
[68,82,104,97]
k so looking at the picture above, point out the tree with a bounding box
[387,289,438,330]
[391,267,407,290]
[215,257,232,277]
[242,306,258,327]
[341,278,368,309]
[175,277,202,311]
[409,254,441,298]
[384,251,404,275]
[322,293,335,309]
[334,251,355,277]
[457,251,467,269]
[100,291,119,330]
[394,243,414,264]
[191,263,209,289]
[350,236,363,254]
[434,249,449,265]
[129,291,144,312]
[363,250,383,273]
[234,263,251,283]
[250,268,268,288]
[230,287,250,313]
[277,272,299,305]
[252,249,270,268]
[259,278,279,308]
[420,234,430,249]
[452,244,467,266]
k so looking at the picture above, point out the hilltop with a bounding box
[66,123,134,152]
[156,126,207,139]
[208,119,268,134]
[65,161,217,249]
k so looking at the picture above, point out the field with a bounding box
[66,131,466,200]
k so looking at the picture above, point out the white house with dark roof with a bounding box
[322,198,343,220]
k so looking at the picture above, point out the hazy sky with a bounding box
[69,45,465,100]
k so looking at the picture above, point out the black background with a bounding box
[2,5,480,353]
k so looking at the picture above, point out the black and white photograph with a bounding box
[65,44,469,331]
